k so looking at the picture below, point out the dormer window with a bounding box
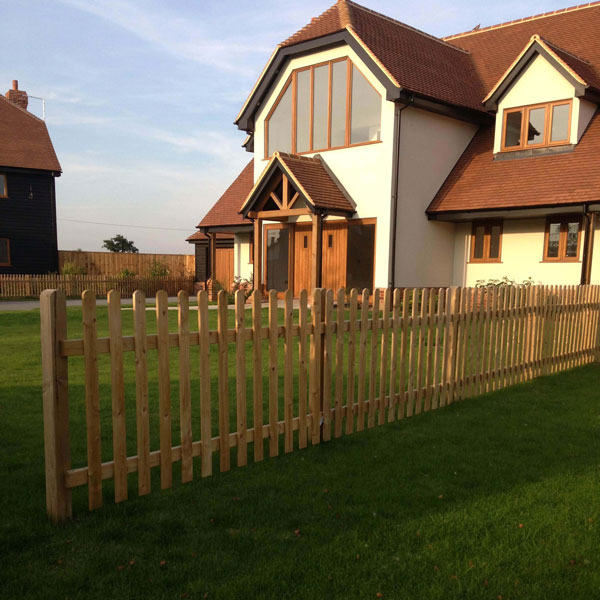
[265,57,382,158]
[501,100,572,151]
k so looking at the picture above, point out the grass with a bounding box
[1,305,600,599]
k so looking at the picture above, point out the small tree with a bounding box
[102,234,138,253]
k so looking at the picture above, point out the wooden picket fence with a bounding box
[41,285,600,521]
[0,274,194,298]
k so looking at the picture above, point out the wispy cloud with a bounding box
[58,0,272,72]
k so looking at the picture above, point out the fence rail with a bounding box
[41,285,600,521]
[59,250,195,277]
[1,274,195,298]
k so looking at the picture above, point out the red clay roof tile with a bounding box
[197,160,254,228]
[0,95,61,172]
[279,1,600,112]
[276,152,355,213]
[281,0,485,112]
[428,111,600,213]
[444,3,600,100]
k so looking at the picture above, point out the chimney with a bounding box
[6,80,28,110]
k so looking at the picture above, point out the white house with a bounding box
[188,0,600,294]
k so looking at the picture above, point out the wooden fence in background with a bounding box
[41,285,600,521]
[59,251,195,277]
[1,274,194,298]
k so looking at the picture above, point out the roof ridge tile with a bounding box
[444,0,600,40]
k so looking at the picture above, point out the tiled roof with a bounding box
[428,111,600,213]
[542,38,600,91]
[482,35,600,105]
[0,95,61,172]
[281,0,485,112]
[242,152,355,214]
[197,159,254,228]
[443,2,600,100]
[186,231,234,242]
[277,152,355,213]
[186,230,208,241]
[276,1,600,113]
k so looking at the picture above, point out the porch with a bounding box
[244,152,376,296]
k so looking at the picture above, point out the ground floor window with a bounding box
[346,221,375,291]
[543,216,581,261]
[470,220,502,262]
[0,238,10,266]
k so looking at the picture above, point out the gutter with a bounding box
[388,96,413,288]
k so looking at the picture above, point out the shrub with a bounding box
[475,276,536,288]
[147,261,169,278]
[61,261,86,275]
[119,268,136,278]
[231,275,254,300]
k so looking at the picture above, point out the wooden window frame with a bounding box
[500,99,572,152]
[264,57,382,159]
[469,220,503,263]
[542,215,582,262]
[0,238,11,266]
[0,174,7,198]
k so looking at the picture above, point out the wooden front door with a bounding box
[213,247,234,290]
[321,222,347,292]
[293,224,312,296]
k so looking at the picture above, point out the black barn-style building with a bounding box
[0,81,61,274]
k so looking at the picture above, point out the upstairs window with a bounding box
[543,216,581,261]
[501,100,572,151]
[265,57,381,158]
[0,174,6,198]
[470,220,503,263]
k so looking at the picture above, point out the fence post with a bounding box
[40,289,72,522]
[595,286,600,363]
[309,288,324,444]
[445,287,460,405]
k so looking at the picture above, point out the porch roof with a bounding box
[241,152,355,217]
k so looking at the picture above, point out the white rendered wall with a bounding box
[453,218,600,286]
[577,99,598,140]
[234,232,253,281]
[395,107,478,288]
[253,44,396,288]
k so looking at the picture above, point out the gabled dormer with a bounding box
[484,35,600,155]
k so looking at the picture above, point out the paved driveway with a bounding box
[0,297,299,311]
[0,297,176,311]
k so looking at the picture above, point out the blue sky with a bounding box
[1,0,573,253]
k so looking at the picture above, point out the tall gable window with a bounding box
[0,174,7,198]
[265,57,381,158]
[501,100,572,151]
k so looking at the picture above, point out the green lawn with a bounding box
[1,305,600,599]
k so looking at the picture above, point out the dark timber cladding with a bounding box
[0,167,59,274]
